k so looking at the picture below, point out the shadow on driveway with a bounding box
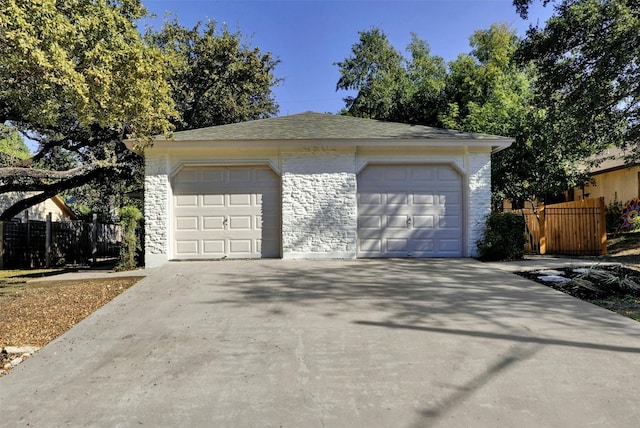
[1,259,639,427]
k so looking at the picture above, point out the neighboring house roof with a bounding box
[586,147,639,175]
[0,192,76,221]
[130,112,513,152]
[50,195,77,219]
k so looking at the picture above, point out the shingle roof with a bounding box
[586,146,639,174]
[162,112,512,142]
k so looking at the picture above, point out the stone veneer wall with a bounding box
[467,151,492,257]
[281,150,358,258]
[144,154,169,267]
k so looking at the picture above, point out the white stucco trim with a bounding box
[168,159,281,178]
[355,159,466,176]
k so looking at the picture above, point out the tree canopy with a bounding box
[0,2,281,221]
[515,0,640,157]
[336,23,596,206]
[146,18,281,131]
[335,27,447,124]
[0,0,177,220]
[0,0,176,137]
[0,124,30,161]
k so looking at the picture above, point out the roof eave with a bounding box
[141,137,514,151]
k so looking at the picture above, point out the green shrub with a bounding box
[606,198,624,233]
[477,212,526,261]
[116,205,143,271]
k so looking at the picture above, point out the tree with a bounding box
[0,0,176,220]
[0,124,30,161]
[440,24,529,136]
[147,18,280,131]
[402,34,448,125]
[442,23,595,207]
[514,0,640,158]
[336,24,594,206]
[335,27,447,124]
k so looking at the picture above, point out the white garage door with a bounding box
[357,164,463,257]
[172,166,280,259]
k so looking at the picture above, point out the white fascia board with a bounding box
[142,138,514,152]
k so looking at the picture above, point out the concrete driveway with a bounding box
[2,259,640,427]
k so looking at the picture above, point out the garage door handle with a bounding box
[407,217,412,227]
[223,218,228,227]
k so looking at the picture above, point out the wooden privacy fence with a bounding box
[0,214,122,269]
[513,197,607,256]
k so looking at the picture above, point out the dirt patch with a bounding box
[518,265,640,321]
[597,232,640,269]
[0,276,141,375]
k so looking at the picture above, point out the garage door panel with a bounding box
[439,239,462,252]
[201,240,225,257]
[411,239,435,252]
[255,168,277,183]
[413,215,435,229]
[360,239,382,253]
[382,168,408,181]
[386,239,408,253]
[202,216,225,230]
[387,216,408,228]
[440,215,461,229]
[413,194,435,205]
[228,240,252,254]
[228,216,252,230]
[175,194,198,207]
[228,168,252,183]
[359,215,382,229]
[175,240,198,255]
[173,166,280,259]
[176,217,198,231]
[229,194,251,206]
[386,193,408,205]
[174,169,198,183]
[437,167,460,181]
[439,192,461,204]
[358,165,462,257]
[201,169,224,183]
[410,168,436,181]
[359,193,382,205]
[203,194,224,206]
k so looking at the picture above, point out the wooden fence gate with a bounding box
[513,198,607,256]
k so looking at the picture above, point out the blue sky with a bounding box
[142,0,555,116]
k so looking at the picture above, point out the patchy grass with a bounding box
[0,269,68,296]
[0,268,67,283]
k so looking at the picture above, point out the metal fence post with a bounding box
[0,221,4,270]
[92,214,98,265]
[26,210,31,268]
[45,212,52,268]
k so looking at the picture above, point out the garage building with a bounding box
[133,112,512,267]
